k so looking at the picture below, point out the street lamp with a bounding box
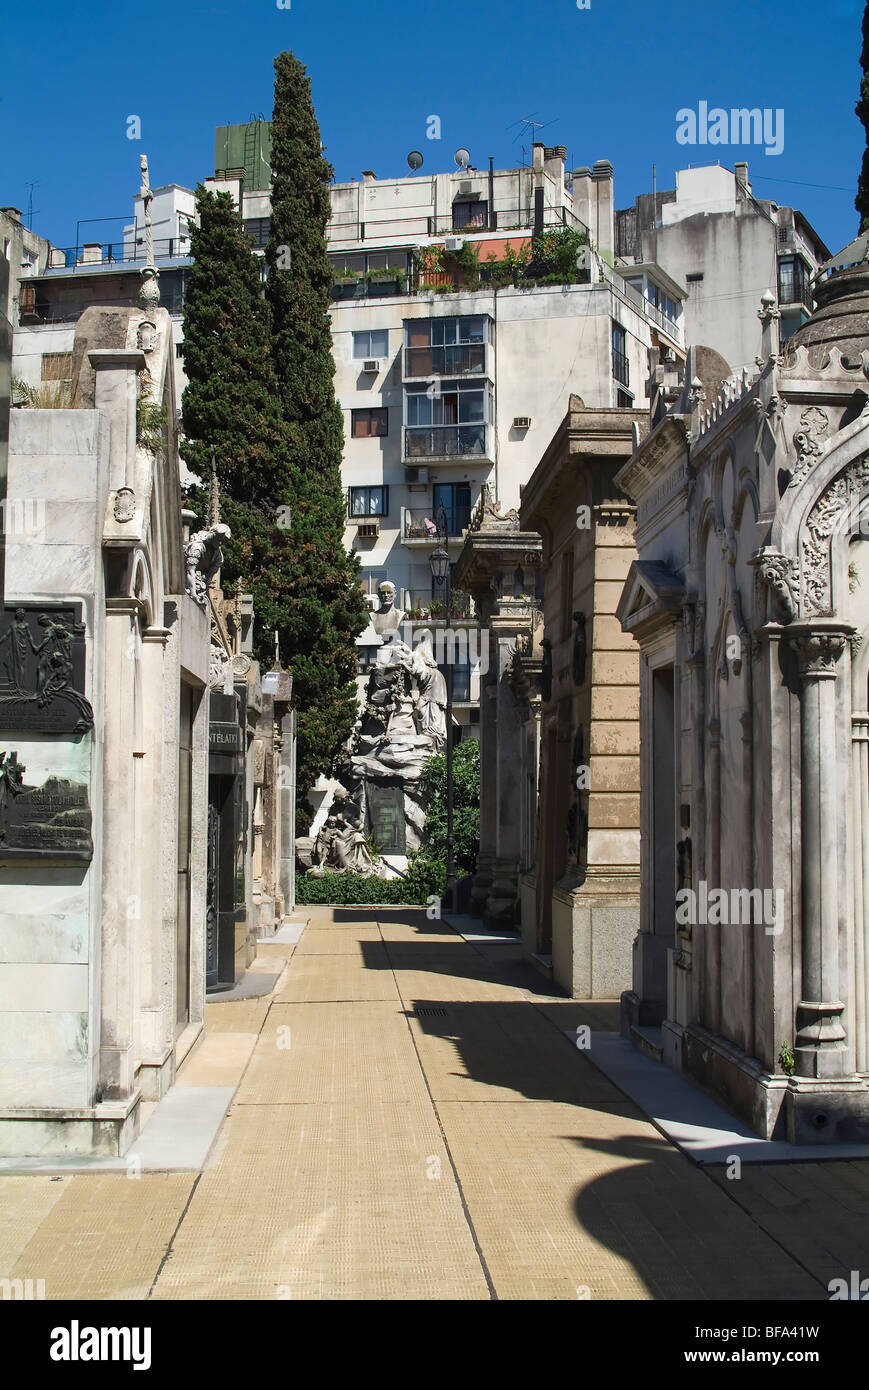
[429,505,456,912]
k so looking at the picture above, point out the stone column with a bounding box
[470,621,497,918]
[485,627,523,926]
[852,710,869,1074]
[788,625,849,1078]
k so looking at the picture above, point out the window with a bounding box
[351,408,388,438]
[244,217,271,248]
[41,352,72,382]
[617,390,633,408]
[353,329,389,359]
[404,316,489,349]
[348,486,388,517]
[433,482,471,535]
[686,272,703,283]
[449,662,472,701]
[778,256,811,307]
[175,342,185,358]
[452,200,488,230]
[612,322,629,387]
[645,281,678,321]
[359,568,387,597]
[404,316,489,378]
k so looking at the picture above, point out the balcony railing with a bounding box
[19,290,186,325]
[403,590,475,620]
[598,262,683,346]
[403,507,472,540]
[404,424,487,461]
[49,237,192,269]
[613,349,630,387]
[403,344,486,378]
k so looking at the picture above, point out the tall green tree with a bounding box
[265,51,368,823]
[181,183,297,651]
[857,3,869,231]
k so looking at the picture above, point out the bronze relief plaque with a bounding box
[0,603,94,734]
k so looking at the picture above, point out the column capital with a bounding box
[786,621,851,679]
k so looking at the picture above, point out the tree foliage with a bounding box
[264,51,368,819]
[181,183,297,649]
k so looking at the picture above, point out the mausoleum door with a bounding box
[176,682,194,1027]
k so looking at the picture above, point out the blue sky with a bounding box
[1,0,863,255]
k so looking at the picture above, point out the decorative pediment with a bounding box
[617,560,685,636]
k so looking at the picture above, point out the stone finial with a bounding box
[208,452,220,527]
[138,154,160,314]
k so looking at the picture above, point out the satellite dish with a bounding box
[454,148,471,169]
[407,150,424,171]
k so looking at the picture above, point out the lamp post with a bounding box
[429,505,456,911]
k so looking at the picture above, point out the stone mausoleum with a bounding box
[617,239,869,1142]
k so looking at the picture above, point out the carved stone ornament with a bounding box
[751,547,798,623]
[113,486,136,523]
[208,644,233,691]
[790,406,829,488]
[802,456,869,616]
[230,653,252,678]
[0,604,94,733]
[136,319,157,353]
[788,630,847,678]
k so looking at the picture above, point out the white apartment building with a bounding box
[616,162,831,372]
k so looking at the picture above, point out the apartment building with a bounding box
[616,162,830,371]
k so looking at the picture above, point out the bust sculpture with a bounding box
[371,581,405,638]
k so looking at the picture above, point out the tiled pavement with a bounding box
[2,907,869,1299]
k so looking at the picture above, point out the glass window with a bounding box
[353,329,389,359]
[452,201,488,230]
[351,408,389,438]
[349,486,388,516]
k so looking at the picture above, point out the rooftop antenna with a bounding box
[24,182,39,231]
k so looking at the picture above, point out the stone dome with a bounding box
[787,234,869,365]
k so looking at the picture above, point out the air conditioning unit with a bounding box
[356,520,380,539]
[405,467,429,486]
[445,237,464,252]
[513,416,531,430]
[362,359,381,373]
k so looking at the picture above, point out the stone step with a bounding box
[630,1023,663,1064]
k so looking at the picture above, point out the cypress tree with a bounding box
[265,51,368,819]
[181,184,297,659]
[857,2,869,231]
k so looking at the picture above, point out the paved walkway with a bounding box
[3,907,869,1300]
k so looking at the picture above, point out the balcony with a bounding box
[403,507,472,542]
[402,590,475,621]
[403,344,487,379]
[403,424,489,463]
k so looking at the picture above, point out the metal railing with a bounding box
[404,344,486,378]
[403,506,472,539]
[404,425,487,460]
[52,237,192,269]
[19,290,186,325]
[404,589,475,619]
[599,261,683,345]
